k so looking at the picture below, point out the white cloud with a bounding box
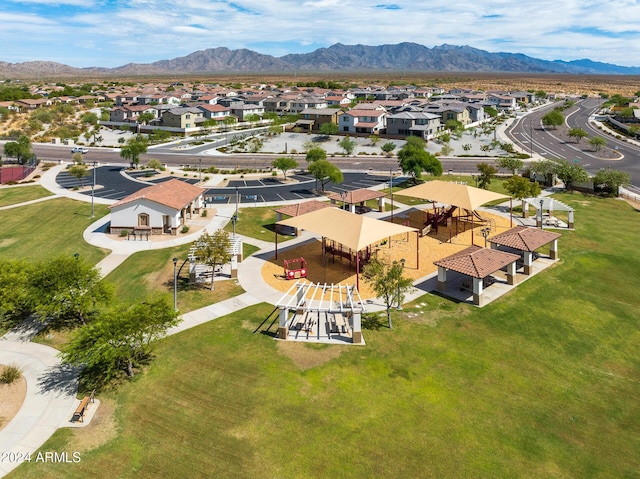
[1,0,639,67]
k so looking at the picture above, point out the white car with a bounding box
[71,147,89,154]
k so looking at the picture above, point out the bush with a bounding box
[201,209,208,217]
[181,226,190,234]
[119,230,128,237]
[0,363,22,384]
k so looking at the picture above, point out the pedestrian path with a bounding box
[0,339,79,478]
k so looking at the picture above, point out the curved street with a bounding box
[507,99,640,185]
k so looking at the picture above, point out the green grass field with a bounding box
[0,198,110,265]
[224,205,295,243]
[9,192,640,478]
[104,245,245,314]
[0,185,54,207]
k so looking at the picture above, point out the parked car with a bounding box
[71,147,89,154]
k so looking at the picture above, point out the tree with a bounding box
[3,135,32,164]
[496,157,524,175]
[137,112,155,125]
[552,159,589,191]
[246,113,261,125]
[369,135,380,146]
[338,136,357,155]
[68,164,91,188]
[484,106,499,118]
[381,141,396,156]
[81,112,99,125]
[589,136,606,151]
[318,122,338,137]
[0,259,32,323]
[146,158,164,171]
[594,168,631,196]
[194,230,233,290]
[61,296,179,385]
[120,135,148,169]
[362,258,413,329]
[476,163,497,189]
[306,146,327,163]
[541,110,564,128]
[308,159,343,191]
[28,256,112,328]
[568,127,588,143]
[398,136,443,183]
[272,156,298,180]
[503,175,541,199]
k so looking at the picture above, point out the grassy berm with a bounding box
[9,193,640,478]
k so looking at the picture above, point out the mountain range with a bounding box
[2,43,640,78]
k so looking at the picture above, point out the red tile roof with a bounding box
[488,226,560,252]
[273,200,335,217]
[434,245,520,278]
[327,188,385,204]
[109,179,204,211]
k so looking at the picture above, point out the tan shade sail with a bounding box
[399,180,510,211]
[276,207,417,252]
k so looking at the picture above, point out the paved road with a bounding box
[56,167,396,203]
[507,99,640,185]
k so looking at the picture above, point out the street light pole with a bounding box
[173,257,179,311]
[481,227,490,248]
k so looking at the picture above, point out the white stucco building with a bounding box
[109,179,205,236]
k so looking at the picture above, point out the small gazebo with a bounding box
[434,246,520,306]
[327,188,387,213]
[274,200,336,236]
[488,226,561,275]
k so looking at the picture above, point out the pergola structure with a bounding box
[327,188,387,213]
[434,245,520,306]
[398,180,511,242]
[488,226,561,275]
[522,197,574,228]
[276,281,367,344]
[275,208,418,289]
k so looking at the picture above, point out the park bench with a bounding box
[71,389,95,423]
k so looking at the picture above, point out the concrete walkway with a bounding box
[0,339,79,478]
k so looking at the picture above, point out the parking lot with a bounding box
[56,167,394,204]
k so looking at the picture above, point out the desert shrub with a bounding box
[0,363,22,384]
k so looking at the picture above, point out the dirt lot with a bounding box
[0,365,26,431]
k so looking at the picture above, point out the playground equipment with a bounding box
[284,257,307,280]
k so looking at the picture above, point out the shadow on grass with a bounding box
[362,314,386,330]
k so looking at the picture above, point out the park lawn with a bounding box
[223,205,295,243]
[0,185,54,207]
[105,244,245,314]
[0,198,110,265]
[9,193,640,478]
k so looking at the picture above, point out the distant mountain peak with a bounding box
[1,43,639,78]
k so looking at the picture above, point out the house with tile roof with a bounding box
[340,108,387,134]
[108,179,206,236]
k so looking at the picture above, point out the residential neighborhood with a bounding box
[0,80,552,143]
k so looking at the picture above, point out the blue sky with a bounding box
[1,0,639,68]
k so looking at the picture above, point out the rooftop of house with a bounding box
[109,178,205,211]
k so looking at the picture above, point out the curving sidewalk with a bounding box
[0,339,79,478]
